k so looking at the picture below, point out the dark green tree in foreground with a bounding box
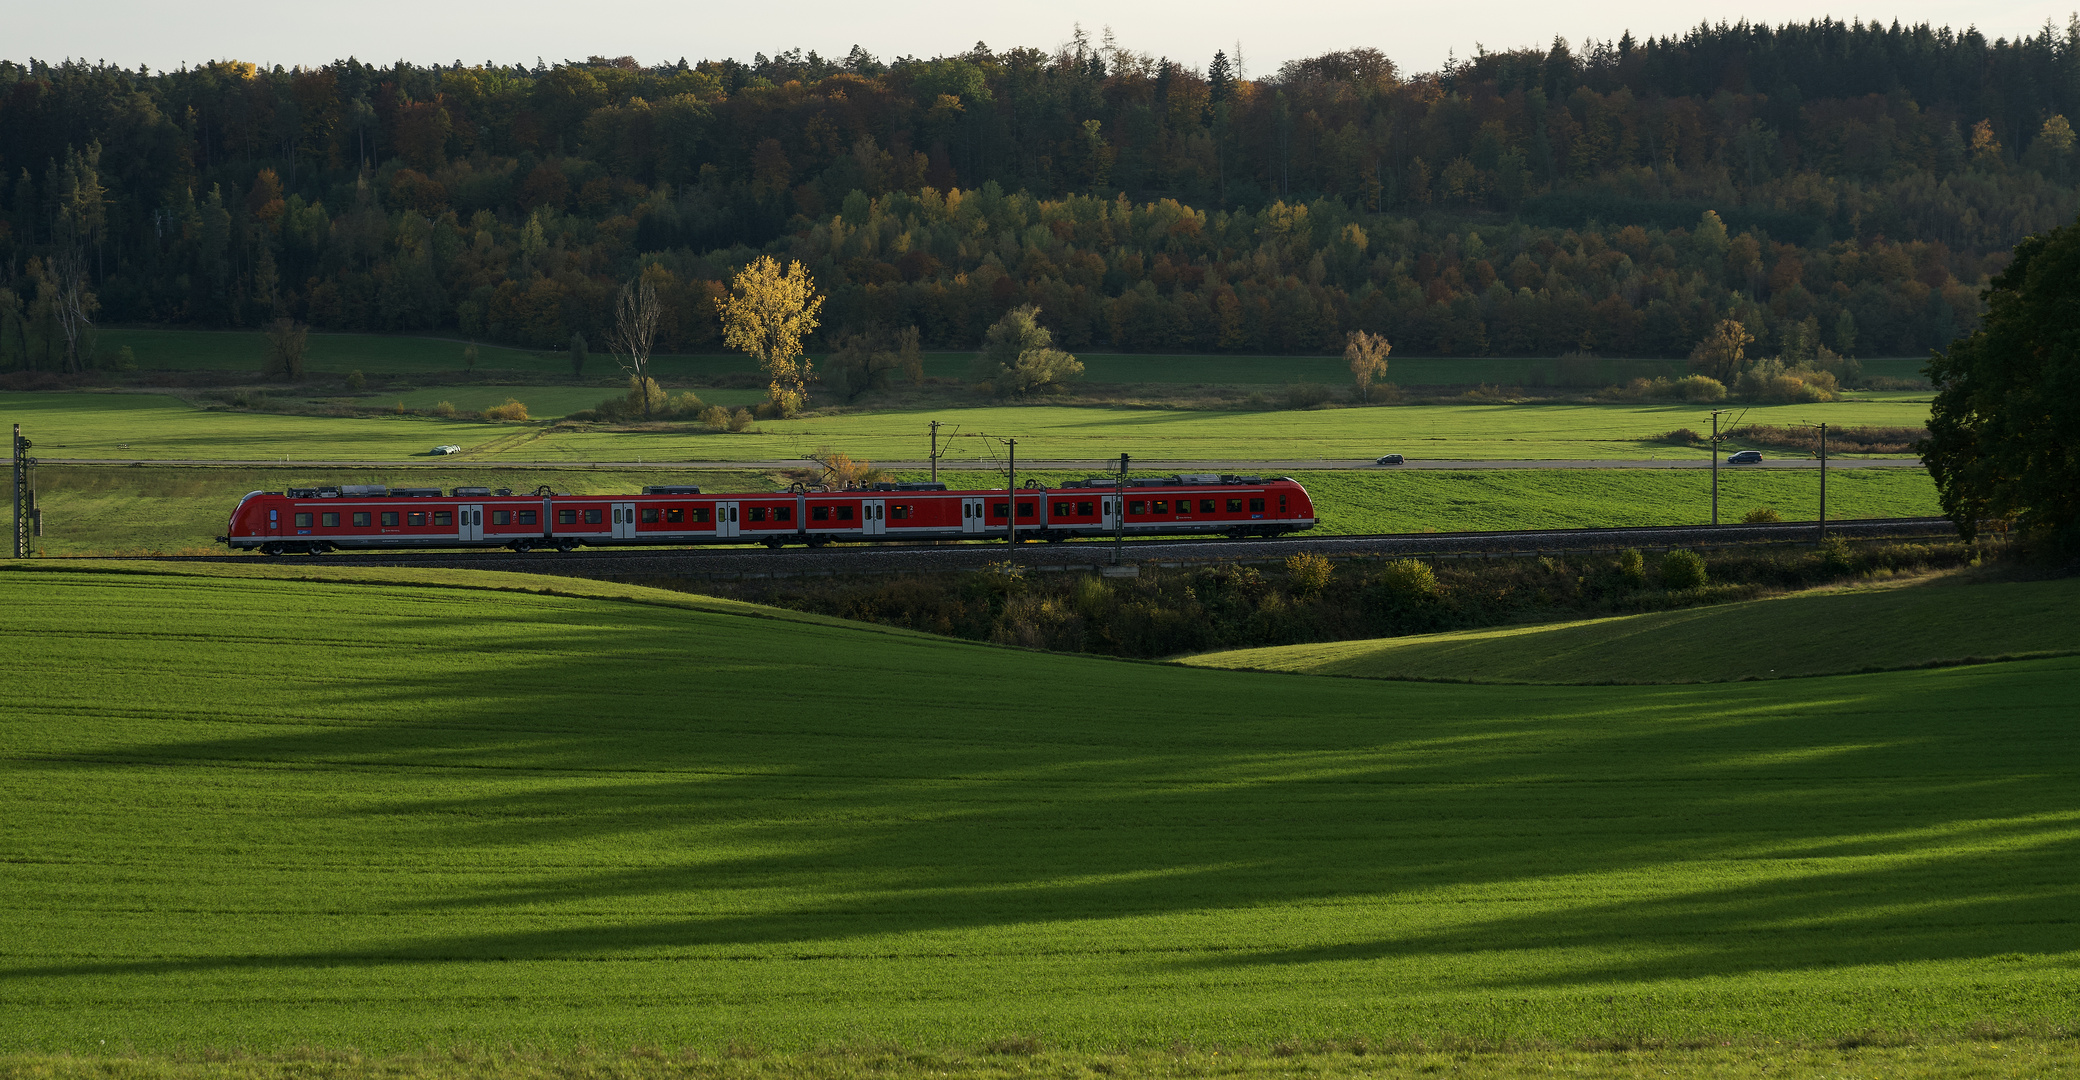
[1920,218,2080,554]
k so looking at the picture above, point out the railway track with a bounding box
[89,518,1960,581]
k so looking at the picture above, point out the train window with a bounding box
[1175,501,1190,515]
[519,510,538,525]
[1077,501,1094,516]
[665,508,683,523]
[583,509,603,524]
[992,502,1009,519]
[294,512,313,527]
[812,506,830,521]
[691,508,709,523]
[748,507,768,522]
[321,512,340,527]
[776,506,793,522]
[433,511,453,526]
[492,511,512,525]
[407,512,428,526]
[641,508,660,523]
[1153,500,1167,513]
[837,506,854,521]
[1128,501,1146,514]
[1200,499,1217,513]
[1016,501,1034,518]
[1226,499,1243,512]
[558,509,577,524]
[1052,501,1071,516]
[381,512,400,527]
[353,512,372,527]
[891,504,908,520]
[1249,498,1265,512]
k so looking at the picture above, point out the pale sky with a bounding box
[18,0,2076,77]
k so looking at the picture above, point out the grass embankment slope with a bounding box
[2,561,2075,1061]
[5,392,1931,463]
[1185,573,2080,683]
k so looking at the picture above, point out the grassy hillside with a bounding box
[1,562,2074,1054]
[22,464,1939,555]
[1183,574,2080,683]
[5,392,1932,463]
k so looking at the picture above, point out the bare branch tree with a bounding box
[49,248,95,375]
[606,274,660,418]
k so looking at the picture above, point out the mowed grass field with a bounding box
[5,393,1933,463]
[95,328,1933,387]
[2,562,2076,1056]
[342,384,770,418]
[1185,574,2080,683]
[22,465,1939,555]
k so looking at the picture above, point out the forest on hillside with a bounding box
[4,18,2080,370]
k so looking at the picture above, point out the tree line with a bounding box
[4,17,2080,369]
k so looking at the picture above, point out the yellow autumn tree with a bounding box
[716,256,824,416]
[1345,329,1391,402]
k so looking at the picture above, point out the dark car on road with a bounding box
[1375,454,1405,465]
[1727,450,1763,464]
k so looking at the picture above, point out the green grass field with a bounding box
[341,384,769,418]
[2,562,2074,1056]
[21,465,1938,555]
[3,393,1935,464]
[1184,574,2080,682]
[92,328,1934,388]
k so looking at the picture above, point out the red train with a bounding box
[219,475,1318,554]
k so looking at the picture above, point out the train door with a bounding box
[266,505,282,537]
[458,503,484,542]
[612,501,637,539]
[1100,494,1120,531]
[861,499,885,536]
[714,501,739,538]
[961,497,987,533]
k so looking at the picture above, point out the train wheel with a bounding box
[556,540,577,553]
[763,538,784,550]
[260,543,284,556]
[511,540,533,553]
[305,542,327,555]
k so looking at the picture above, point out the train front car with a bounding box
[221,485,548,555]
[220,490,292,552]
[1051,474,1318,540]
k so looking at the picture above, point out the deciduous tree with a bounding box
[1687,319,1753,383]
[1345,329,1390,401]
[717,255,824,416]
[607,275,660,416]
[1920,219,2080,553]
[973,305,1084,397]
[263,317,308,380]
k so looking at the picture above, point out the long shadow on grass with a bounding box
[2,571,2076,991]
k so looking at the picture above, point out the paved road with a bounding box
[35,456,1925,471]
